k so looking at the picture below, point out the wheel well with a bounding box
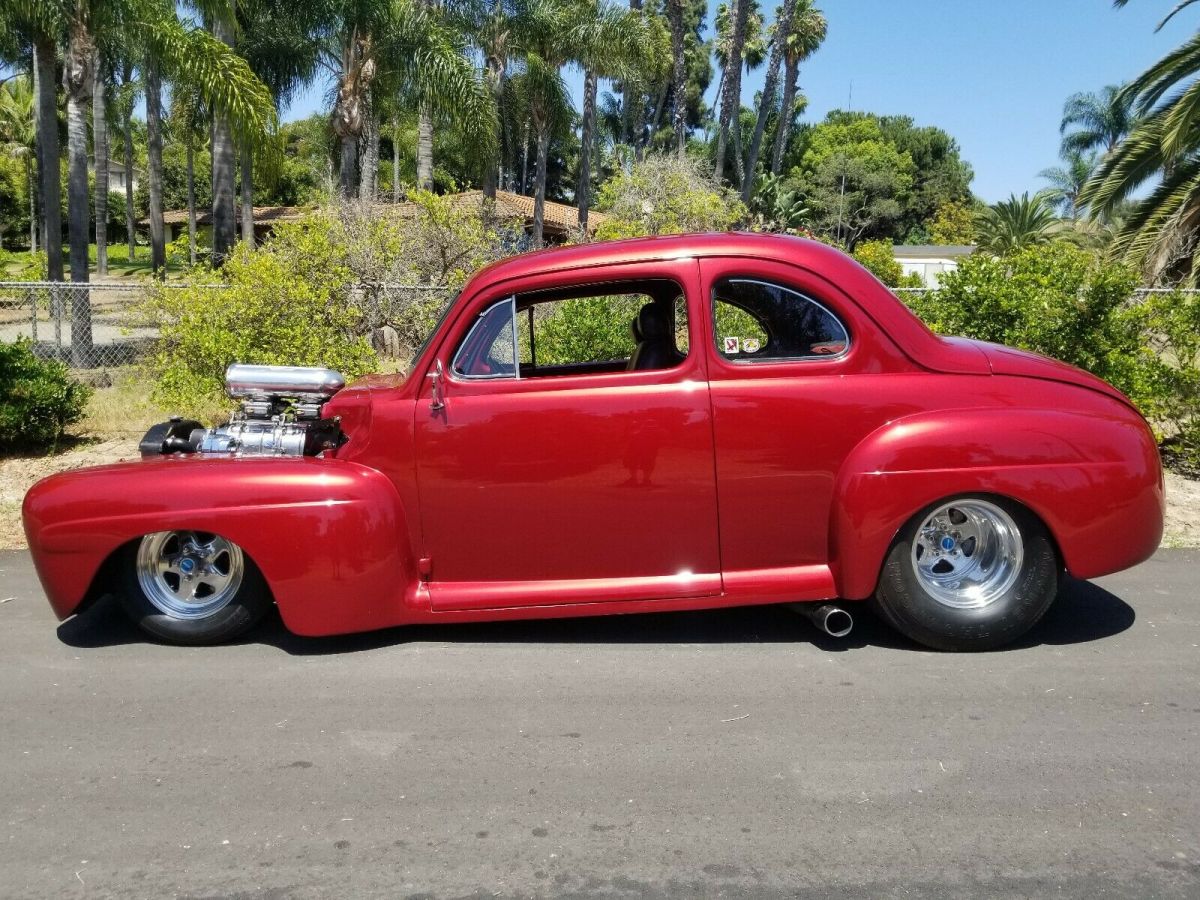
[874,491,1066,591]
[78,533,276,613]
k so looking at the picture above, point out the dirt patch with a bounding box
[4,437,1199,552]
[0,437,138,550]
[1164,472,1200,548]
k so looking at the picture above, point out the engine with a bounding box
[140,364,347,459]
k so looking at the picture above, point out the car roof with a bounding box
[466,232,853,288]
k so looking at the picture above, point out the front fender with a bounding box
[830,405,1164,599]
[22,456,419,636]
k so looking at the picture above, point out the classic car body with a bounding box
[23,233,1165,649]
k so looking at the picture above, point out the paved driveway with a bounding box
[0,550,1197,899]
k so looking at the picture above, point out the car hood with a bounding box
[971,340,1134,408]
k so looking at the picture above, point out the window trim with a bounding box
[711,277,852,365]
[450,296,520,381]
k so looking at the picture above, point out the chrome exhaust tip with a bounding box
[791,603,854,638]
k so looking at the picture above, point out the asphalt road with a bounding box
[0,550,1198,900]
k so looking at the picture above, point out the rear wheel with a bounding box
[116,531,272,645]
[873,496,1060,651]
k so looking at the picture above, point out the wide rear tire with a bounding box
[872,495,1060,651]
[116,531,272,645]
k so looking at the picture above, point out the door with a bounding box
[414,259,722,611]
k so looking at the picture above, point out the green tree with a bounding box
[790,112,914,247]
[1039,150,1097,219]
[876,114,973,242]
[975,192,1060,256]
[1079,4,1200,283]
[1060,84,1135,156]
[928,199,976,245]
[595,151,745,238]
[0,76,36,251]
[769,0,824,176]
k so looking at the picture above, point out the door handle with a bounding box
[427,359,446,412]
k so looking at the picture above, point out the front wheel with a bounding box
[872,496,1060,651]
[116,531,272,645]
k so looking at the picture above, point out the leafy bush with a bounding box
[595,154,746,239]
[533,296,642,366]
[143,194,514,409]
[144,220,378,409]
[851,239,922,288]
[0,340,91,452]
[907,243,1200,468]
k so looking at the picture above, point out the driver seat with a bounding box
[628,303,679,371]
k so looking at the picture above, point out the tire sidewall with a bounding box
[876,495,1060,651]
[116,541,272,645]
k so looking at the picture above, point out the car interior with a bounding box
[452,279,689,379]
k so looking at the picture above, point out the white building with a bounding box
[892,245,975,288]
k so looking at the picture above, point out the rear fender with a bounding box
[22,456,419,636]
[830,406,1164,599]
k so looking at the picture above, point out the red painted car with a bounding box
[23,234,1164,650]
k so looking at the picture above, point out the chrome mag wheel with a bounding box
[909,499,1023,610]
[135,531,245,620]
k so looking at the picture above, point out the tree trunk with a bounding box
[26,156,37,253]
[532,118,550,246]
[92,53,108,275]
[360,102,379,200]
[520,120,530,195]
[33,36,63,281]
[577,69,597,231]
[482,53,505,200]
[714,0,748,182]
[771,57,798,176]
[240,141,254,246]
[145,59,166,276]
[392,115,400,204]
[210,14,237,265]
[743,0,793,200]
[186,141,197,266]
[646,79,669,149]
[667,0,687,155]
[623,0,645,153]
[64,17,94,367]
[123,107,136,258]
[416,105,433,190]
[339,134,358,197]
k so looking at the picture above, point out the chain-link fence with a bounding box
[0,281,208,369]
[0,280,458,371]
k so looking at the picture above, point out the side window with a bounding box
[517,280,689,377]
[452,298,517,378]
[712,277,849,362]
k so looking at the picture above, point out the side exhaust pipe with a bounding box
[790,603,854,638]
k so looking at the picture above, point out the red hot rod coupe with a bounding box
[23,234,1164,650]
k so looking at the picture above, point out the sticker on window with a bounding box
[742,338,761,354]
[723,336,740,354]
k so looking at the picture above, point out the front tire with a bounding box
[116,531,272,645]
[873,496,1060,651]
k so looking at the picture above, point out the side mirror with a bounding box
[427,359,446,412]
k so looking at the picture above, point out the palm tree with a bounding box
[1039,151,1097,219]
[1060,84,1135,157]
[770,0,823,176]
[741,0,796,200]
[320,0,493,199]
[1079,2,1200,281]
[169,81,206,265]
[575,1,659,230]
[0,76,37,252]
[664,0,686,154]
[111,63,138,259]
[712,0,751,182]
[975,193,1060,255]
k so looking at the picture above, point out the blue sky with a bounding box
[280,0,1192,202]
